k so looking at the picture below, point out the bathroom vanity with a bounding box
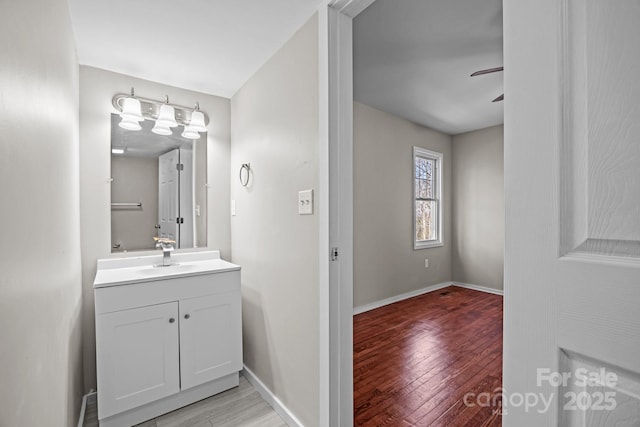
[93,251,241,427]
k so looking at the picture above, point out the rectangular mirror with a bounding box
[110,114,207,252]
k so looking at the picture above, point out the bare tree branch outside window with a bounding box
[415,156,437,242]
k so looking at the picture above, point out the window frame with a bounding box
[413,146,443,249]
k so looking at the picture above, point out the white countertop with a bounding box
[93,250,240,288]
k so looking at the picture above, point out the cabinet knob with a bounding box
[184,314,190,319]
[169,318,175,323]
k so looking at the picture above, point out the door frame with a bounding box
[319,1,378,425]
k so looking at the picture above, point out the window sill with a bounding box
[414,241,443,250]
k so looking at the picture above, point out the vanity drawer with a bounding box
[94,270,240,314]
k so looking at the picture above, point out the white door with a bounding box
[179,292,242,390]
[95,302,180,419]
[504,0,640,425]
[179,146,194,248]
[159,149,179,244]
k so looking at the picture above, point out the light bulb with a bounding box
[120,97,143,122]
[119,116,141,131]
[156,104,177,127]
[189,111,206,133]
[152,121,173,136]
[181,126,200,139]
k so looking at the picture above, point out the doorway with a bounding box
[321,0,640,425]
[350,0,504,423]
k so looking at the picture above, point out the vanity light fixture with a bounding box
[112,88,210,137]
[111,148,125,154]
[152,96,178,136]
[118,88,144,131]
[181,103,207,140]
[188,103,207,132]
[181,126,201,140]
[152,121,173,136]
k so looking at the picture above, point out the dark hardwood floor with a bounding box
[354,286,503,427]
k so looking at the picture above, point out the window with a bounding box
[413,147,443,249]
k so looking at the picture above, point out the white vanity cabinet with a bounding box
[96,302,181,418]
[93,251,241,427]
[179,292,242,390]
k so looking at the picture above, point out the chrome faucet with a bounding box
[154,237,175,267]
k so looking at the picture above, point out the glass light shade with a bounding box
[119,116,142,131]
[189,111,207,133]
[152,121,173,136]
[120,97,143,122]
[181,126,200,140]
[156,104,177,127]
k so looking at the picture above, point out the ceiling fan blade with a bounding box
[492,94,504,102]
[470,66,504,77]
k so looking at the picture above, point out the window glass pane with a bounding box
[415,157,428,179]
[415,157,434,199]
[416,200,437,241]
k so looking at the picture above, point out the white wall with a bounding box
[79,66,231,391]
[452,125,504,291]
[0,0,83,425]
[353,102,453,308]
[230,14,320,426]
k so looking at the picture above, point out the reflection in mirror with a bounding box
[111,114,207,252]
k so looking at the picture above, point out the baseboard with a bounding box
[353,281,453,315]
[241,366,304,427]
[77,391,96,427]
[452,282,504,296]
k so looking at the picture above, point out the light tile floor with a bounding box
[84,376,287,427]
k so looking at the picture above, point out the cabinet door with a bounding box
[96,302,180,419]
[179,292,242,390]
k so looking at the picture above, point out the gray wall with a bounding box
[79,66,231,391]
[353,102,453,308]
[354,104,505,306]
[111,156,159,251]
[452,125,504,290]
[0,0,84,425]
[230,14,319,426]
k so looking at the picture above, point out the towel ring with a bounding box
[239,163,251,187]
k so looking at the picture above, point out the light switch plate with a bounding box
[298,189,313,215]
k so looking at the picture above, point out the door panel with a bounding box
[559,351,640,426]
[158,149,179,243]
[583,0,640,243]
[96,302,180,419]
[504,0,640,425]
[179,292,242,390]
[179,147,194,248]
[560,0,640,259]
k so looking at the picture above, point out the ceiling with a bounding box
[69,0,323,98]
[70,0,502,134]
[354,0,504,135]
